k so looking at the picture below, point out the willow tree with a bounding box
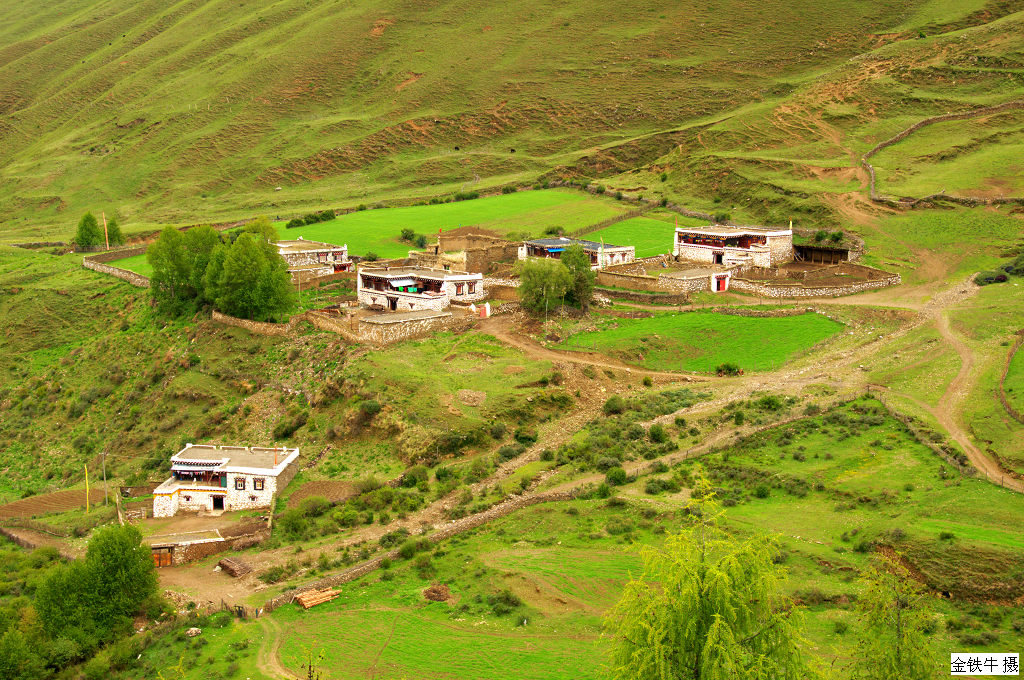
[852,554,937,680]
[604,476,812,680]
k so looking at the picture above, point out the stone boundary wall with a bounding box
[358,313,476,346]
[596,269,711,294]
[211,310,298,337]
[729,272,900,298]
[712,307,811,318]
[263,490,575,612]
[486,284,520,301]
[601,254,675,276]
[863,99,1024,206]
[491,301,522,315]
[594,287,690,304]
[998,332,1024,425]
[82,258,150,288]
[566,207,645,238]
[83,245,149,263]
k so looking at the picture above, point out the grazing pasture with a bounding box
[558,310,843,373]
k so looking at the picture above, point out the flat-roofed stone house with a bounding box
[275,237,351,283]
[673,225,793,269]
[518,237,635,270]
[357,266,485,312]
[153,444,299,517]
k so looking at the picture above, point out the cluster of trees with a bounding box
[605,476,939,680]
[0,526,162,680]
[517,244,596,314]
[400,228,429,248]
[977,253,1024,286]
[72,212,124,249]
[147,217,295,320]
[285,209,336,229]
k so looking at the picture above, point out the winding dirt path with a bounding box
[257,616,297,680]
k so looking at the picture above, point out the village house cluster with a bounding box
[517,236,636,270]
[356,266,486,312]
[274,237,352,283]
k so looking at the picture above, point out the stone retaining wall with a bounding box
[593,287,690,304]
[210,310,299,336]
[82,258,150,288]
[263,490,574,612]
[728,272,900,298]
[358,313,475,346]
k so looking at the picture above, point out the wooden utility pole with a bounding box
[102,451,108,506]
[102,212,109,250]
[84,463,90,515]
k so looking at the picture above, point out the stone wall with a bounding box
[596,268,715,294]
[210,310,298,336]
[485,284,520,301]
[83,245,149,262]
[594,287,690,304]
[357,288,450,312]
[729,272,901,298]
[82,258,150,288]
[357,313,476,346]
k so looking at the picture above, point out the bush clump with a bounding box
[603,395,626,415]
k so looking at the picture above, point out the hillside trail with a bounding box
[257,616,298,680]
[477,314,705,380]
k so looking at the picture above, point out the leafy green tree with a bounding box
[0,628,44,680]
[516,257,571,315]
[36,525,157,652]
[147,226,193,314]
[208,232,295,321]
[242,215,278,244]
[73,212,104,248]
[560,244,596,311]
[182,225,221,303]
[852,554,937,680]
[604,475,811,680]
[105,215,125,246]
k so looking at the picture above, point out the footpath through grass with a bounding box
[558,310,844,373]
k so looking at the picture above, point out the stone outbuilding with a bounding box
[357,266,485,312]
[518,236,635,270]
[673,225,793,269]
[152,444,299,518]
[275,237,351,283]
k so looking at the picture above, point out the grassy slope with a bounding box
[3,0,1022,241]
[1007,343,1024,414]
[558,311,844,372]
[0,246,558,501]
[194,397,1023,680]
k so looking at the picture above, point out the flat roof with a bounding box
[276,238,346,253]
[172,444,299,471]
[359,266,480,280]
[675,225,791,237]
[525,237,630,251]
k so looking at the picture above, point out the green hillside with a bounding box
[3,0,1023,241]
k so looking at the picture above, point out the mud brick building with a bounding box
[357,266,485,311]
[518,236,635,270]
[673,225,793,268]
[275,237,351,283]
[153,444,299,517]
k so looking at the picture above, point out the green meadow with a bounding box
[558,310,844,373]
[586,212,707,258]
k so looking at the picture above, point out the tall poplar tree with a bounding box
[604,475,812,680]
[852,554,937,680]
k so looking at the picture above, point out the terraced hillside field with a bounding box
[3,0,1023,241]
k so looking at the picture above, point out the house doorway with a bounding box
[387,297,398,311]
[213,496,224,511]
[715,276,728,292]
[713,252,724,264]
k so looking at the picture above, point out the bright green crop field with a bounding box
[586,213,707,257]
[558,311,844,372]
[108,189,630,271]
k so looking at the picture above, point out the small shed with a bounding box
[794,243,849,264]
